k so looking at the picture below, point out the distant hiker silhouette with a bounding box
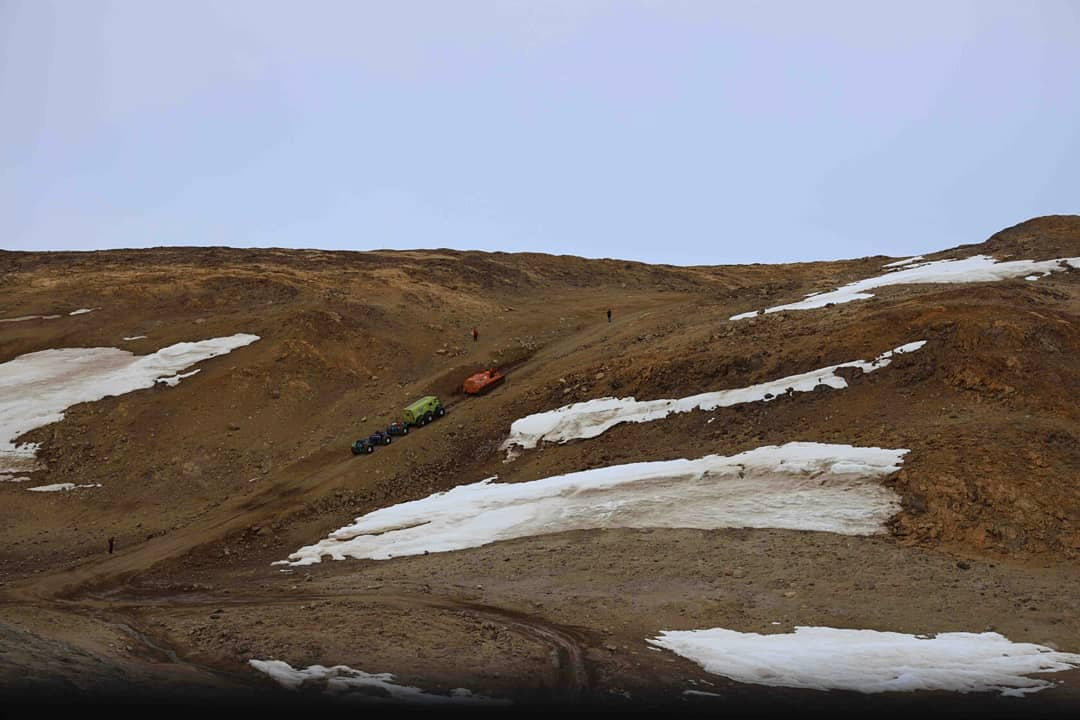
[607,308,612,323]
[472,327,478,342]
[108,536,115,554]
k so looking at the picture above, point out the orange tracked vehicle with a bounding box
[463,368,505,395]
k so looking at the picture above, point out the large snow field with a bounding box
[0,334,259,476]
[279,443,907,566]
[502,341,925,453]
[249,660,509,705]
[649,626,1080,696]
[731,254,1080,320]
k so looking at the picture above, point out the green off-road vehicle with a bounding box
[403,395,445,427]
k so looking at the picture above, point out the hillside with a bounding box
[1,216,1078,714]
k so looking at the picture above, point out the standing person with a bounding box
[607,308,612,323]
[472,326,479,342]
[108,536,115,554]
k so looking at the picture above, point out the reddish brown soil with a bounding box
[1,215,1077,715]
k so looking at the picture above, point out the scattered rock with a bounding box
[957,561,971,570]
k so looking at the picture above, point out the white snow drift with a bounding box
[0,307,94,322]
[27,482,101,492]
[279,442,907,566]
[0,334,259,475]
[649,626,1080,697]
[882,256,925,268]
[156,369,200,387]
[249,660,509,705]
[0,314,61,323]
[502,341,925,452]
[731,254,1080,320]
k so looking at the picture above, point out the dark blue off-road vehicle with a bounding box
[351,429,392,455]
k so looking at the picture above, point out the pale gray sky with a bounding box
[2,0,1078,264]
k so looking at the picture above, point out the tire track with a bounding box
[76,588,593,696]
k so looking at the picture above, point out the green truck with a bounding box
[403,395,445,427]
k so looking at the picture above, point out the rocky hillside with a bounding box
[0,216,1077,713]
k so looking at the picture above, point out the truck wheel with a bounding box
[425,412,433,424]
[402,426,409,435]
[435,406,445,417]
[366,444,374,454]
[384,436,392,445]
[352,446,361,456]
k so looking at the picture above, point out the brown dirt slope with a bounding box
[0,216,1078,713]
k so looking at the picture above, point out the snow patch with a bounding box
[68,308,95,315]
[278,442,907,566]
[502,341,925,452]
[882,255,925,268]
[649,626,1080,696]
[1,313,65,323]
[0,334,259,476]
[27,482,101,492]
[156,369,201,387]
[0,474,30,483]
[123,335,147,341]
[731,255,1080,320]
[248,660,509,705]
[683,689,724,698]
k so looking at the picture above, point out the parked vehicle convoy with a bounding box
[349,396,445,456]
[463,368,504,395]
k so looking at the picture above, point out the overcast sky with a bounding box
[2,1,1078,265]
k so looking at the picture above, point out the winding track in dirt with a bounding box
[86,588,593,694]
[0,347,594,699]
